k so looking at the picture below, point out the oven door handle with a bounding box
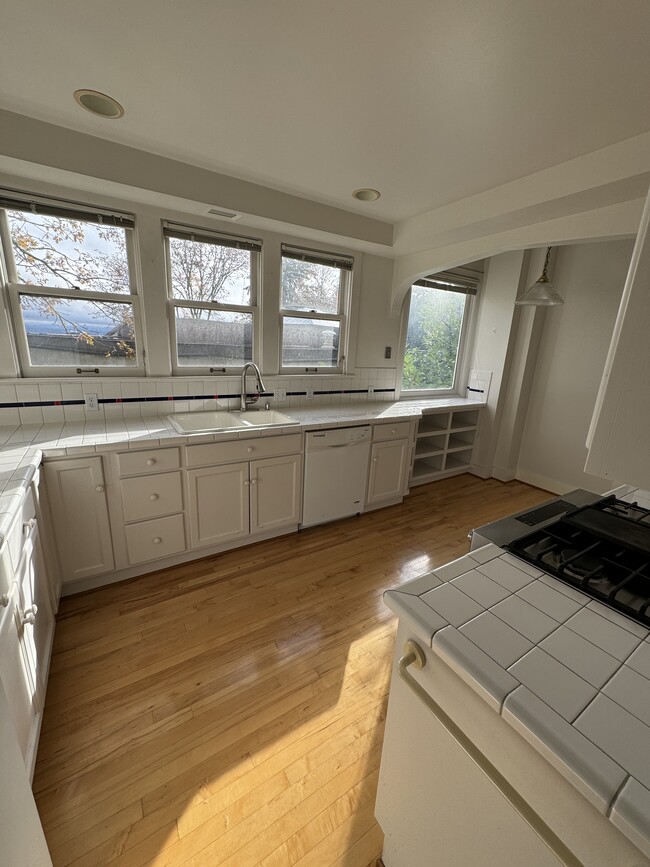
[398,640,583,867]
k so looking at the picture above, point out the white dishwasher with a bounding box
[301,426,371,528]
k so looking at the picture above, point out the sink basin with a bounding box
[169,411,246,433]
[234,410,299,428]
[169,409,299,434]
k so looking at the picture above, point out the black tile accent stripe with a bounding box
[0,387,396,410]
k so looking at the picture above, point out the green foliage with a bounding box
[402,286,465,390]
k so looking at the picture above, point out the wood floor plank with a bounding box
[34,476,550,866]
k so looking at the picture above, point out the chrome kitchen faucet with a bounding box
[240,362,266,411]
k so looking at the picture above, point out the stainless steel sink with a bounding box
[169,409,299,434]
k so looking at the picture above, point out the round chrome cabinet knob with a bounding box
[146,458,156,466]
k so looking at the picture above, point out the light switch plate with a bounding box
[275,388,286,401]
[306,387,314,400]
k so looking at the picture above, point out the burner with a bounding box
[505,496,650,629]
[558,548,605,578]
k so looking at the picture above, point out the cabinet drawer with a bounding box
[124,514,186,565]
[373,421,412,442]
[116,447,180,478]
[186,433,302,468]
[120,472,183,523]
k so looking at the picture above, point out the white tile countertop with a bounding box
[384,491,650,860]
[0,397,482,545]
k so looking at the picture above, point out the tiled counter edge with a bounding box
[383,544,650,859]
[0,397,485,544]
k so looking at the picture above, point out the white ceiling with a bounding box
[1,0,650,225]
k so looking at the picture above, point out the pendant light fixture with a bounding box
[515,247,564,306]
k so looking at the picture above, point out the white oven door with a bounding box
[375,622,647,867]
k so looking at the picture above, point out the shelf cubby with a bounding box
[409,406,482,487]
[418,412,451,434]
[448,430,476,450]
[450,409,479,428]
[444,449,474,472]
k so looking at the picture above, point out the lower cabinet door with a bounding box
[187,462,249,548]
[44,457,114,582]
[0,595,37,769]
[366,439,408,505]
[250,454,301,534]
[16,522,54,715]
[0,681,52,866]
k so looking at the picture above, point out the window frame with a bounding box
[279,244,352,375]
[0,196,145,378]
[163,221,261,375]
[398,274,478,399]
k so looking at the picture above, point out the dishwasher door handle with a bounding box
[398,640,583,867]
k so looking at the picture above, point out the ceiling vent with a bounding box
[206,207,241,221]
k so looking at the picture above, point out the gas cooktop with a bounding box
[506,496,650,628]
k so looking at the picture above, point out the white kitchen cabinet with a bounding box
[250,454,302,533]
[187,462,249,548]
[124,513,187,565]
[188,451,302,548]
[0,592,36,768]
[0,680,52,867]
[367,439,410,506]
[0,519,53,776]
[586,184,650,487]
[44,456,115,582]
[16,519,53,713]
[410,408,481,486]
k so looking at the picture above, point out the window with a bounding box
[280,244,352,372]
[401,269,479,394]
[0,196,142,374]
[163,223,260,371]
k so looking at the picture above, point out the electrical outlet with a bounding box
[384,346,392,359]
[275,388,286,401]
[368,386,374,395]
[306,387,314,400]
[84,393,99,411]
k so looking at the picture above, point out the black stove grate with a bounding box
[505,497,650,629]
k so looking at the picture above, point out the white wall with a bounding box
[355,255,400,369]
[516,239,634,494]
[469,250,529,477]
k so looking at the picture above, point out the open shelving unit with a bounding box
[410,407,481,486]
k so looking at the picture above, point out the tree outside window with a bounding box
[279,249,350,370]
[402,285,467,391]
[164,226,259,369]
[3,209,139,368]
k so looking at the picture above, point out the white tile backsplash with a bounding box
[0,368,401,425]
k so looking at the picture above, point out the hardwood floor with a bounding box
[33,475,550,867]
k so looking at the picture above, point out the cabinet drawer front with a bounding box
[117,448,180,478]
[125,514,186,565]
[186,434,302,468]
[373,421,412,442]
[120,472,183,523]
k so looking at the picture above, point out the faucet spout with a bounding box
[240,362,266,411]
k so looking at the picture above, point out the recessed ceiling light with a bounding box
[73,89,124,119]
[352,188,381,202]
